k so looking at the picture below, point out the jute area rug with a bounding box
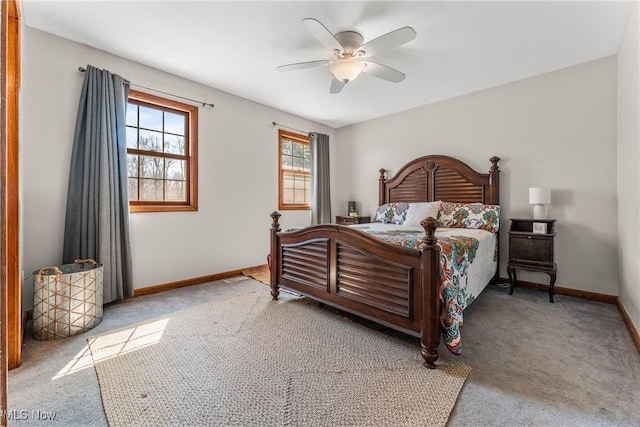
[88,290,470,426]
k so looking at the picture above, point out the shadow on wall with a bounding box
[516,222,618,294]
[547,188,573,221]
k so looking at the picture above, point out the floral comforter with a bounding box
[359,228,481,355]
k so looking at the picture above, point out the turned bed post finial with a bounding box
[489,156,500,173]
[378,168,386,206]
[270,211,281,230]
[421,217,438,245]
[269,211,282,300]
[420,216,440,369]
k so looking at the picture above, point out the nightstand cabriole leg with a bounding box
[507,265,517,295]
[548,271,557,303]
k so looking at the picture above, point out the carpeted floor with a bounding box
[87,291,469,426]
[8,278,640,426]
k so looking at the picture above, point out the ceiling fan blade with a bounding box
[358,27,417,57]
[361,61,406,83]
[329,77,345,94]
[302,18,343,52]
[277,60,329,72]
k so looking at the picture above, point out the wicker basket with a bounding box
[33,259,104,340]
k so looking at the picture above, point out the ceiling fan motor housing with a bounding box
[335,31,364,55]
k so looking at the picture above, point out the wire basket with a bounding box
[33,259,104,340]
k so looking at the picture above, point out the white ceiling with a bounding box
[22,1,634,128]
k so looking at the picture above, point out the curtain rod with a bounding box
[272,121,310,135]
[78,67,214,108]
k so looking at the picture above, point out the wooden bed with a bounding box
[269,155,500,368]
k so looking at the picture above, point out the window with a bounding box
[126,90,198,212]
[278,129,311,210]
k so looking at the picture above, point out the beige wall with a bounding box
[20,21,633,314]
[617,3,640,332]
[20,27,336,308]
[336,57,619,295]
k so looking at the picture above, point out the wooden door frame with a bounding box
[1,0,22,422]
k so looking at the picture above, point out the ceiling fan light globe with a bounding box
[329,59,364,84]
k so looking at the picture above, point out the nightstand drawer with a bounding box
[509,234,554,267]
[336,215,370,225]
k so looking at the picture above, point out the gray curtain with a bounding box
[63,65,133,303]
[310,132,332,225]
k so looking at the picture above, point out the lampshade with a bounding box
[329,58,365,83]
[529,187,550,220]
[529,187,551,205]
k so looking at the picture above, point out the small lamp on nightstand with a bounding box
[348,201,357,217]
[529,187,551,219]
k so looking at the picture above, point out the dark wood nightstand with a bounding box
[335,215,370,225]
[507,219,557,302]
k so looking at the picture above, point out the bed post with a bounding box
[378,168,386,206]
[269,211,281,300]
[488,157,501,284]
[420,217,441,369]
[489,156,500,205]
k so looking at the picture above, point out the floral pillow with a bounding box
[373,202,410,224]
[438,202,501,233]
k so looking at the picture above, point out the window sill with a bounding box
[278,206,311,211]
[130,204,198,213]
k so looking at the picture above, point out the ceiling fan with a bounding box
[278,18,417,94]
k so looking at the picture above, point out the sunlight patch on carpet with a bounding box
[88,318,169,363]
[57,318,169,380]
[53,344,94,379]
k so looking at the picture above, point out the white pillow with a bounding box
[403,201,442,227]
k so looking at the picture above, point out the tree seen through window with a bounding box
[125,90,198,212]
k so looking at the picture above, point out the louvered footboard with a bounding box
[269,212,441,368]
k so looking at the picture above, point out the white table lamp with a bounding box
[529,187,550,219]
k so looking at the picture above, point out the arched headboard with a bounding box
[378,155,500,206]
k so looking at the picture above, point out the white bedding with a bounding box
[348,222,497,305]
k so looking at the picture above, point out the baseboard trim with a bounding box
[617,297,640,355]
[498,277,617,304]
[132,265,264,297]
